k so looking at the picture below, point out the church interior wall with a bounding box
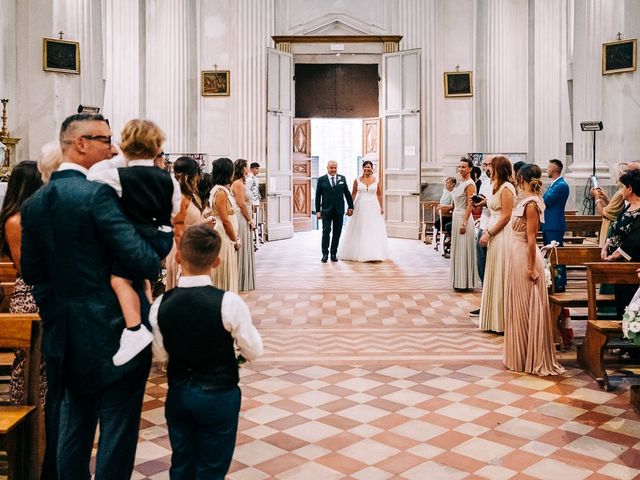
[1,0,639,209]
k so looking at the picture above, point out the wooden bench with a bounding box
[565,215,602,236]
[420,201,439,244]
[577,262,640,391]
[0,314,43,480]
[0,260,17,314]
[547,246,615,345]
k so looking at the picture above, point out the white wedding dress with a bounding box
[338,177,389,262]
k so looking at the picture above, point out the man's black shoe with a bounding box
[331,255,338,262]
[321,255,328,263]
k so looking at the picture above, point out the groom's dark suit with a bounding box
[315,174,354,256]
[21,169,161,479]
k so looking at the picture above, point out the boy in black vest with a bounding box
[150,224,263,479]
[88,119,182,366]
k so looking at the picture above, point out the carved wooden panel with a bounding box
[363,118,380,158]
[293,181,310,215]
[293,119,311,158]
[293,160,311,176]
[293,179,312,231]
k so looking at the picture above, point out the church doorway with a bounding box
[292,64,380,232]
[266,42,421,241]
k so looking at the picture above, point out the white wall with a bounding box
[1,0,639,185]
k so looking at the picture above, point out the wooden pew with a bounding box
[547,246,615,345]
[0,262,17,284]
[0,314,42,480]
[577,262,640,391]
[564,215,602,235]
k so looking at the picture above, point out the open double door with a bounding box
[266,48,421,241]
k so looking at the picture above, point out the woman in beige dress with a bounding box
[231,159,256,291]
[210,157,240,293]
[504,164,564,376]
[165,157,208,290]
[450,158,480,291]
[478,156,516,332]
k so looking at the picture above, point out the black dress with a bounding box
[607,205,640,316]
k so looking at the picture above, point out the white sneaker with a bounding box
[112,325,153,366]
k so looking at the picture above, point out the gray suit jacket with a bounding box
[21,169,161,393]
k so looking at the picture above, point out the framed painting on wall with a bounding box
[202,70,230,96]
[602,38,637,74]
[444,71,473,97]
[43,38,80,74]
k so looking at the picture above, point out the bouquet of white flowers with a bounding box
[541,241,559,289]
[622,287,640,346]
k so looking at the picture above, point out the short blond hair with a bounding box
[38,141,63,183]
[119,119,165,159]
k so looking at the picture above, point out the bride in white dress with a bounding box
[338,161,390,262]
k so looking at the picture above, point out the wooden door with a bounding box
[266,48,294,241]
[381,49,421,239]
[292,118,312,232]
[362,117,381,179]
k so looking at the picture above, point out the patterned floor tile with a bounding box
[96,232,640,479]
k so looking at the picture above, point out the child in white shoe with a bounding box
[88,119,181,366]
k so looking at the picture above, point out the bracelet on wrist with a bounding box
[486,230,494,237]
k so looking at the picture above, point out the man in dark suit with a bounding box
[543,158,570,291]
[315,160,354,262]
[21,113,162,479]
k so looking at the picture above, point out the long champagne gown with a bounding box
[504,196,564,376]
[479,182,516,332]
[165,198,207,290]
[449,178,480,290]
[210,185,239,293]
[236,183,256,291]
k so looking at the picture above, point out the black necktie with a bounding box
[331,176,336,187]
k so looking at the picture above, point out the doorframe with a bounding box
[268,35,400,238]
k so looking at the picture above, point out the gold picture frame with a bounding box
[444,71,473,97]
[43,38,80,74]
[602,38,637,75]
[201,70,230,96]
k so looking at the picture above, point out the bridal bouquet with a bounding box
[622,288,640,346]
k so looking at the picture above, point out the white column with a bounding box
[145,0,196,153]
[102,0,140,139]
[476,0,529,154]
[397,0,439,177]
[530,0,571,165]
[0,1,18,124]
[569,0,618,180]
[230,0,275,163]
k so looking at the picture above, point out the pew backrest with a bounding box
[0,314,40,406]
[565,215,602,234]
[585,262,640,319]
[0,262,17,283]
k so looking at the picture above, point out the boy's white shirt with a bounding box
[149,274,263,363]
[88,156,182,218]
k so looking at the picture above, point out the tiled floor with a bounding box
[131,231,640,479]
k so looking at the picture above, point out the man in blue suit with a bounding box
[543,158,570,291]
[315,160,354,263]
[21,113,162,479]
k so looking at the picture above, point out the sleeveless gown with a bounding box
[479,182,516,332]
[504,196,564,376]
[449,178,479,290]
[236,183,256,291]
[165,198,207,290]
[337,177,389,262]
[210,185,239,293]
